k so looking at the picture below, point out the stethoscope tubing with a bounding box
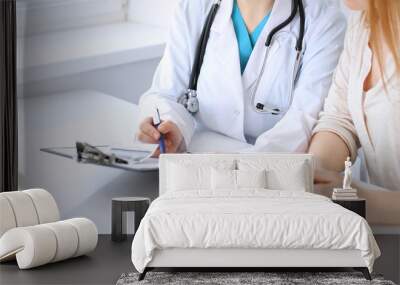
[251,0,305,115]
[250,35,303,115]
[189,0,221,91]
[181,0,305,115]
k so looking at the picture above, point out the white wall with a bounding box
[15,2,400,283]
[17,0,351,233]
[16,0,166,233]
[19,91,159,233]
[17,44,161,233]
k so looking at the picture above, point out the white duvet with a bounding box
[131,190,380,273]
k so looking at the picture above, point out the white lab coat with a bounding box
[139,0,346,152]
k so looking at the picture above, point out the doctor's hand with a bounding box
[313,168,343,198]
[137,117,184,157]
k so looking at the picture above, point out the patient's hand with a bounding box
[313,168,343,197]
[137,117,184,157]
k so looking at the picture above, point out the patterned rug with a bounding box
[117,271,396,285]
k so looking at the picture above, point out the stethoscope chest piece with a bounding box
[178,89,199,114]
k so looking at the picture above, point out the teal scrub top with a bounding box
[232,1,271,73]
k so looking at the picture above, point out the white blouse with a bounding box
[313,13,400,191]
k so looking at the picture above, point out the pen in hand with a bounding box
[153,108,166,154]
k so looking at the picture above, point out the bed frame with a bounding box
[138,248,371,280]
[138,154,372,281]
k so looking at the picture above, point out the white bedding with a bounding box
[131,190,380,273]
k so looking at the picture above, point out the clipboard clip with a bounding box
[76,142,128,165]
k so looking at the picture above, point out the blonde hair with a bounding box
[365,0,400,79]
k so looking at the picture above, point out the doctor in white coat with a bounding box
[137,0,346,154]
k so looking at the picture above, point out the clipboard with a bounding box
[40,142,159,172]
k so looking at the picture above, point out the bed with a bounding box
[131,153,380,280]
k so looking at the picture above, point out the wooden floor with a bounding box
[0,235,133,285]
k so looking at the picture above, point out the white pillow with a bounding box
[266,163,308,191]
[167,162,210,191]
[238,159,310,191]
[166,160,235,192]
[211,169,267,190]
[236,169,267,189]
[211,169,236,190]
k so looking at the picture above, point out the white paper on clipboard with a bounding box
[41,144,159,172]
[110,144,159,171]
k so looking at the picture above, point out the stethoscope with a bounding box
[178,0,306,115]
